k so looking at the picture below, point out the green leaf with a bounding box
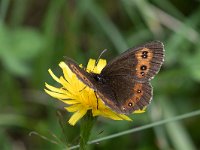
[0,23,46,76]
[161,99,196,150]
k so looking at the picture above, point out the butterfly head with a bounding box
[92,74,106,84]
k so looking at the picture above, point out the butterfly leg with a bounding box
[94,91,99,110]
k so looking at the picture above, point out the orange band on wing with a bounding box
[135,48,153,79]
[121,83,143,108]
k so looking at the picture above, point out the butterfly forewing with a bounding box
[65,58,97,90]
[101,41,164,82]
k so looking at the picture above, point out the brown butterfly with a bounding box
[65,41,164,114]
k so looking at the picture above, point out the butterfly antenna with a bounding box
[95,49,107,67]
[94,91,99,110]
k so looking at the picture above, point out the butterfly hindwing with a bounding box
[123,82,152,113]
[95,75,152,114]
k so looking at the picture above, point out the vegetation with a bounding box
[0,0,200,149]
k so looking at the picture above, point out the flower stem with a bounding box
[79,110,96,150]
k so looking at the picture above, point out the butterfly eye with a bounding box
[122,107,126,110]
[140,72,145,76]
[137,90,141,93]
[140,65,147,70]
[142,51,148,55]
[128,102,133,107]
[141,51,148,59]
[141,54,148,59]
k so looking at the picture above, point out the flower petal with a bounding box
[116,114,132,121]
[133,109,146,114]
[59,77,75,93]
[68,108,88,126]
[44,89,71,99]
[59,62,73,80]
[45,83,66,94]
[86,59,96,72]
[93,108,132,121]
[95,59,107,73]
[65,104,82,112]
[60,99,79,105]
[48,69,61,83]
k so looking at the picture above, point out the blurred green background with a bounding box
[1,0,200,149]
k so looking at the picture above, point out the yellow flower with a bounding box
[45,59,145,126]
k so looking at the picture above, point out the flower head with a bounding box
[45,59,145,125]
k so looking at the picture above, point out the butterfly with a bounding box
[65,41,164,114]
